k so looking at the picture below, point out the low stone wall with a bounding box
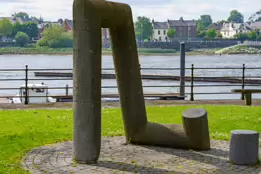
[102,40,239,50]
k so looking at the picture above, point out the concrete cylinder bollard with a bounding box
[182,108,210,150]
[229,130,259,165]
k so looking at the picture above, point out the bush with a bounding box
[37,32,73,48]
[37,38,48,47]
[15,32,29,47]
[48,34,73,48]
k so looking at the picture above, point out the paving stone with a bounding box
[22,136,261,173]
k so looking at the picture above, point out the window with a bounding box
[179,32,182,37]
[35,88,45,93]
[163,30,166,35]
[159,36,161,41]
[158,30,160,35]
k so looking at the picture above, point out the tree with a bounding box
[247,31,258,41]
[12,21,22,37]
[15,32,29,47]
[227,10,244,23]
[205,28,217,40]
[22,22,39,38]
[197,30,206,38]
[41,25,63,40]
[200,15,213,28]
[248,9,261,22]
[167,28,176,41]
[196,20,205,32]
[37,25,73,48]
[0,18,13,37]
[196,15,212,32]
[12,22,39,38]
[234,32,248,42]
[12,12,29,20]
[135,16,153,41]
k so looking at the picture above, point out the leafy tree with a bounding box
[15,32,29,47]
[200,15,213,28]
[247,31,258,40]
[196,20,205,32]
[22,22,38,38]
[12,12,29,20]
[0,18,13,37]
[12,22,38,38]
[37,25,73,48]
[197,30,206,38]
[205,28,217,40]
[41,25,63,40]
[234,32,248,42]
[12,22,22,37]
[248,9,261,22]
[227,10,244,23]
[196,15,212,32]
[135,16,153,41]
[167,28,176,41]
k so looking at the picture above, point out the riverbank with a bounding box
[192,45,261,55]
[222,45,261,54]
[0,47,219,56]
[0,47,179,56]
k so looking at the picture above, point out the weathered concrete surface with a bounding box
[229,130,259,165]
[73,0,216,164]
[22,136,261,174]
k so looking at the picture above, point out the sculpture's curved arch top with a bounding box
[73,0,210,164]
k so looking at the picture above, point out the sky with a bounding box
[0,0,260,22]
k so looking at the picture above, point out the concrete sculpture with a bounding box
[73,0,210,164]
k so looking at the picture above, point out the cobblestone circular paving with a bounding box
[23,136,261,174]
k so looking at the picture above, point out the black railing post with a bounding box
[190,64,194,101]
[180,42,186,98]
[25,65,29,105]
[65,84,69,96]
[241,64,245,100]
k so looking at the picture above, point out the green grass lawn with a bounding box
[1,105,261,173]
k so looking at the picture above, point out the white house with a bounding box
[151,21,169,42]
[220,22,252,38]
[151,17,197,42]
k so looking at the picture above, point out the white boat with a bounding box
[9,83,56,104]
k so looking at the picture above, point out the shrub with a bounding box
[15,32,29,47]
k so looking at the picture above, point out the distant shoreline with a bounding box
[0,46,260,56]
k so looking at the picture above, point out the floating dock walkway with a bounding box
[34,72,261,84]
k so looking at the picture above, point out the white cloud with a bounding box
[0,0,260,22]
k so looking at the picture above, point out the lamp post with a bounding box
[187,23,190,41]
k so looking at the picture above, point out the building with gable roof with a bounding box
[220,22,252,38]
[152,17,197,42]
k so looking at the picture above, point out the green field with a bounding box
[1,105,261,173]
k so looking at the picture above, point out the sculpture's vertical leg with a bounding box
[109,7,148,142]
[73,0,102,163]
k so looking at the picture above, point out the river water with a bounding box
[0,54,261,100]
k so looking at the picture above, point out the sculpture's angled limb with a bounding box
[73,0,210,164]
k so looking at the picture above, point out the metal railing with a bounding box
[0,64,260,104]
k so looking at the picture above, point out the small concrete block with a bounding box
[229,130,259,165]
